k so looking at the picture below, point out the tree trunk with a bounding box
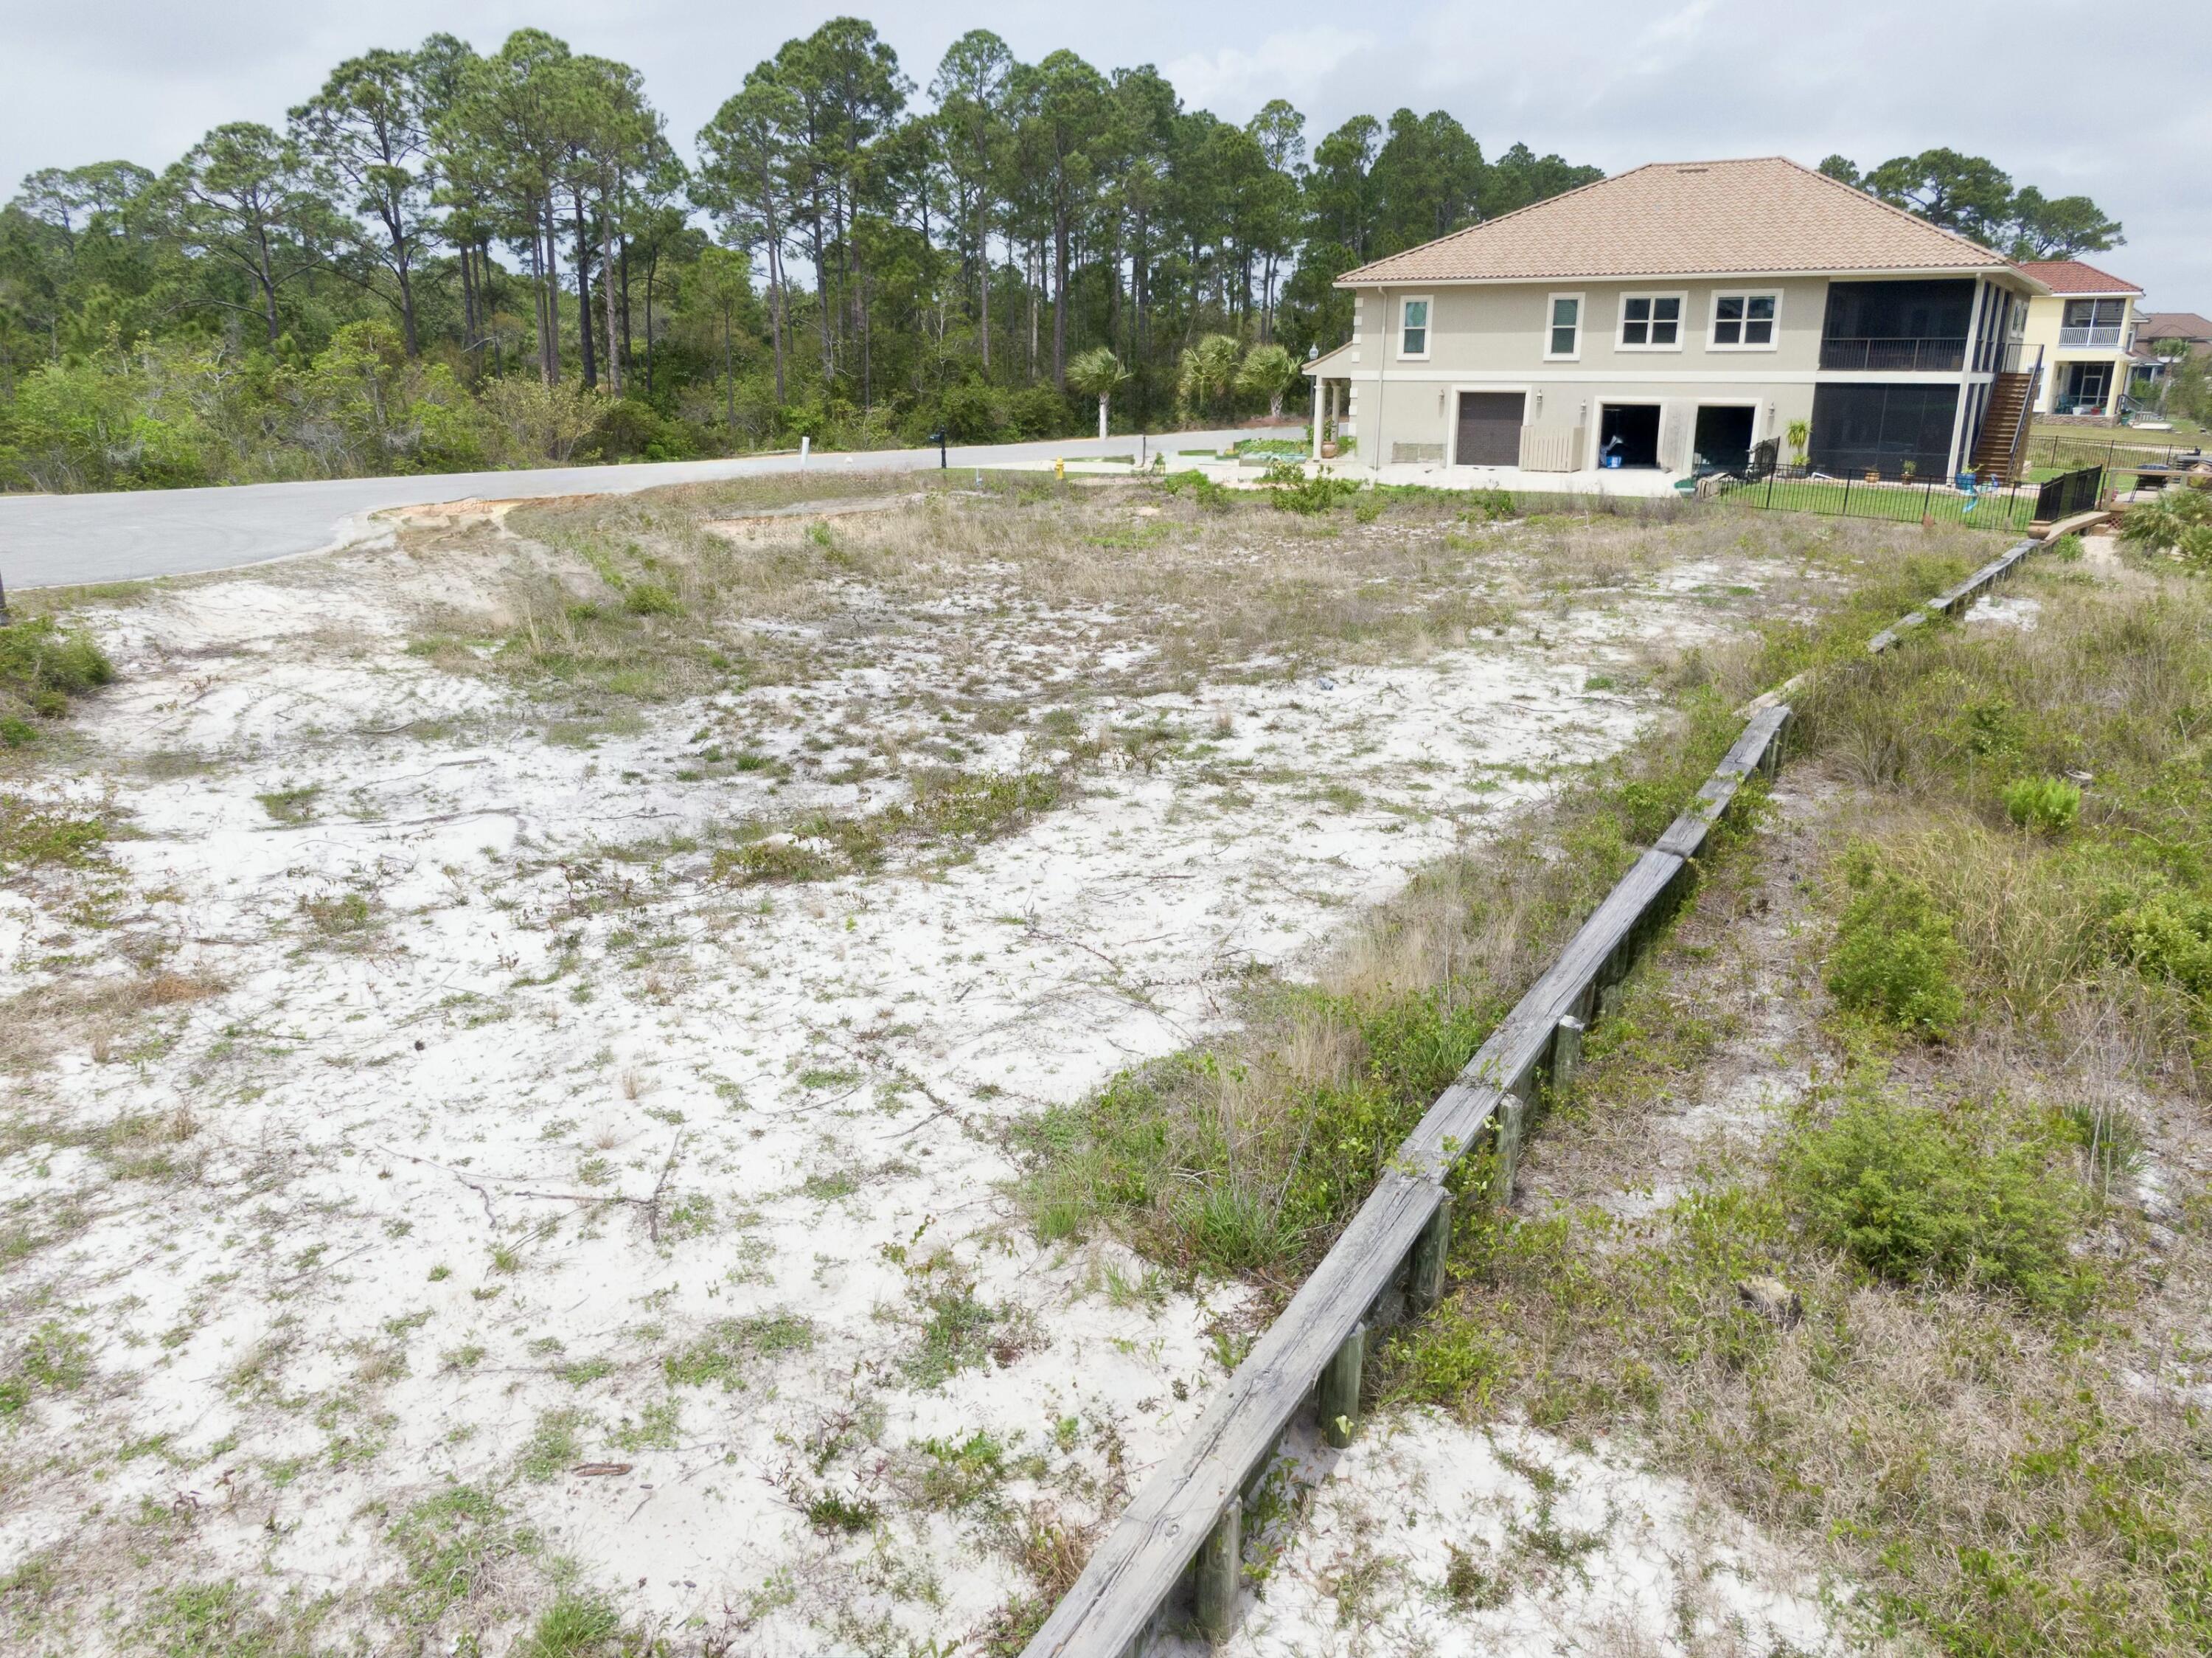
[723,313,735,432]
[571,190,597,390]
[619,236,633,381]
[600,208,620,398]
[642,248,656,396]
[394,236,418,357]
[1051,207,1069,388]
[978,218,991,375]
[1098,392,1108,440]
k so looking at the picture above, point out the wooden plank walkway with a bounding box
[1025,522,2070,1657]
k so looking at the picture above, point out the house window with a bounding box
[1711,293,1778,348]
[1619,294,1683,349]
[1546,294,1582,359]
[1399,296,1430,358]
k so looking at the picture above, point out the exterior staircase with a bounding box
[1970,365,2039,482]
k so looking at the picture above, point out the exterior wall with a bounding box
[1343,278,1832,469]
[2020,290,2137,417]
[1333,271,2036,476]
[1357,372,1814,472]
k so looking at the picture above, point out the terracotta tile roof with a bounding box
[2015,258,2141,296]
[1338,157,2015,286]
[2138,311,2212,341]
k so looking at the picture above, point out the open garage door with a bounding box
[1455,392,1525,466]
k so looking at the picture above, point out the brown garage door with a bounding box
[1455,392,1525,466]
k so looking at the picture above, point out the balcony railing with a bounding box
[2058,325,2126,350]
[1819,336,1968,372]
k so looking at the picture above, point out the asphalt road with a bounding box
[0,426,1268,589]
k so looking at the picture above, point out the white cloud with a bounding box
[1160,27,1380,120]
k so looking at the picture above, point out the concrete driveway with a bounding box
[0,427,1266,589]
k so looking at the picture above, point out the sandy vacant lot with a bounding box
[1,477,1908,1654]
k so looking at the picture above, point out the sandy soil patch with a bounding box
[0,485,1882,1653]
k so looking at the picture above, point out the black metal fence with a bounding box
[1715,463,2041,531]
[2034,465,2105,523]
[1818,336,1969,372]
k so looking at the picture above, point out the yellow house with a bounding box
[2016,259,2141,420]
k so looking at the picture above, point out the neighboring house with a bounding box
[2014,259,2143,420]
[2131,311,2212,394]
[1302,156,2048,484]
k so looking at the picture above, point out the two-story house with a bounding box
[1304,157,2047,485]
[2014,260,2142,420]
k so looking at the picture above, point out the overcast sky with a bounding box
[8,0,2205,305]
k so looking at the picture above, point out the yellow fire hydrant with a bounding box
[1054,457,1065,481]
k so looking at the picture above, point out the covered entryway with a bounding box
[1691,405,1756,476]
[1597,403,1661,469]
[1455,392,1525,466]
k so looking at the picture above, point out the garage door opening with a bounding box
[1691,405,1756,476]
[1597,403,1661,469]
[1455,392,1526,467]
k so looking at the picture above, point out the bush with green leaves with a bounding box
[1260,459,1361,514]
[2000,774,2081,833]
[1826,854,1966,1037]
[2118,487,2212,569]
[1782,1095,2089,1311]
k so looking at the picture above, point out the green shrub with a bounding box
[1461,488,1516,522]
[2000,775,2081,833]
[0,617,114,720]
[622,580,682,617]
[1260,459,1362,514]
[1826,857,1966,1038]
[2117,488,2212,568]
[1782,1095,2088,1310]
[2104,887,2212,996]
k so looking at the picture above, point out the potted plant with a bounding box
[1786,419,1810,469]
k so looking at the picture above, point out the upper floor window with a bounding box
[2063,297,2127,330]
[1711,293,1778,349]
[1546,294,1582,359]
[1399,296,1430,358]
[1619,294,1683,349]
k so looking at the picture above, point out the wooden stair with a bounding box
[1970,370,2036,481]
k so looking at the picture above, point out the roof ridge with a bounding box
[1769,154,2011,263]
[2016,255,2142,292]
[1338,154,2017,287]
[1342,160,1655,275]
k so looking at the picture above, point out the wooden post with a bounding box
[1492,1089,1528,1210]
[1551,1014,1585,1096]
[1194,1496,1241,1639]
[1318,1323,1366,1449]
[1406,1193,1452,1314]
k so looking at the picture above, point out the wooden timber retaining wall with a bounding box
[1023,527,2067,1658]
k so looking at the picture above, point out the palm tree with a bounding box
[1178,333,1242,423]
[1066,345,1128,440]
[1236,343,1300,420]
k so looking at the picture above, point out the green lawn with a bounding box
[1719,476,2036,531]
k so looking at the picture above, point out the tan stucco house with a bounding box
[2014,259,2141,420]
[1304,156,2047,484]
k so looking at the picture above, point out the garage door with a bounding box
[1455,392,1525,466]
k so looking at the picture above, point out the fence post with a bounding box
[1318,1324,1366,1449]
[1406,1194,1452,1315]
[1841,474,1851,518]
[1194,1498,1242,1638]
[1492,1089,1528,1210]
[1765,468,1775,508]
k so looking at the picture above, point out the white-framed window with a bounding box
[1617,292,1685,350]
[1545,292,1583,361]
[1710,291,1779,350]
[1399,295,1432,359]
